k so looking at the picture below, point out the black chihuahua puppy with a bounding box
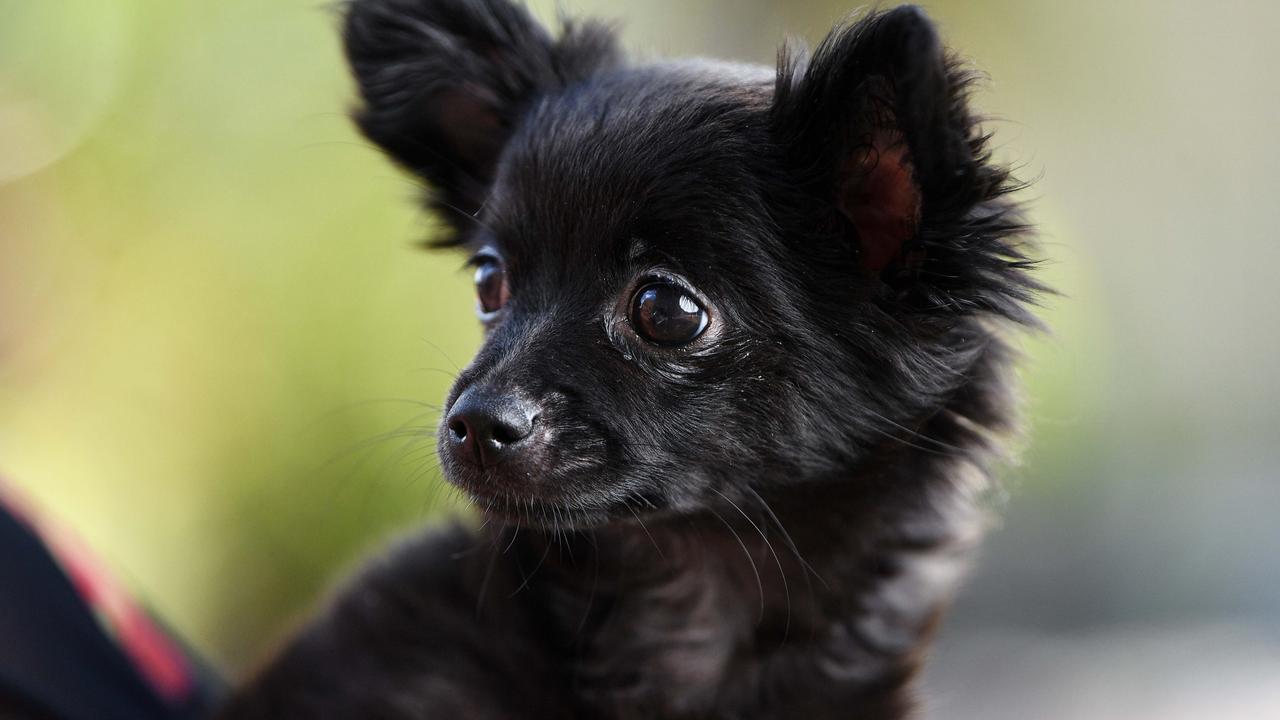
[219,1,1039,717]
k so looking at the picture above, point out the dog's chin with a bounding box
[439,463,621,530]
[470,490,617,529]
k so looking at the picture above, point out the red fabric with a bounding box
[0,480,193,702]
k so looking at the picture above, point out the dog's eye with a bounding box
[473,258,510,316]
[630,282,708,346]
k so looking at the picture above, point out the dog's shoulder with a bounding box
[218,524,574,719]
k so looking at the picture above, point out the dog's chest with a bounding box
[528,525,820,717]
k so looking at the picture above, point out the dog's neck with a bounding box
[483,405,995,718]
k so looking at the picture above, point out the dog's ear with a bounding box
[772,6,987,278]
[344,0,620,231]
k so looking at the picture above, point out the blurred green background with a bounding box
[2,1,1278,717]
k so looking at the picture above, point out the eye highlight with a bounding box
[471,255,510,317]
[629,281,708,346]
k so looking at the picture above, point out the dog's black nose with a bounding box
[445,387,538,467]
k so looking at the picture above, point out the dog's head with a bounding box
[344,0,1037,527]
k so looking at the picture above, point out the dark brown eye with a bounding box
[474,258,509,316]
[630,282,708,346]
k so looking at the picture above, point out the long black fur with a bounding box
[217,2,1040,718]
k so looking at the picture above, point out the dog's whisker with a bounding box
[474,527,501,619]
[508,538,552,598]
[573,532,602,642]
[625,501,665,560]
[713,488,790,640]
[861,406,966,454]
[745,486,829,591]
[707,506,765,624]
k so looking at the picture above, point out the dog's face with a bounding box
[344,0,1036,526]
[433,68,824,525]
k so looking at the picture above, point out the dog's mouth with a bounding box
[437,422,627,528]
[445,460,654,529]
[434,405,667,529]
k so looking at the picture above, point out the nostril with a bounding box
[447,417,469,441]
[491,420,526,445]
[491,402,535,446]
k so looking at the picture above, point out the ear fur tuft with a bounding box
[343,0,621,236]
